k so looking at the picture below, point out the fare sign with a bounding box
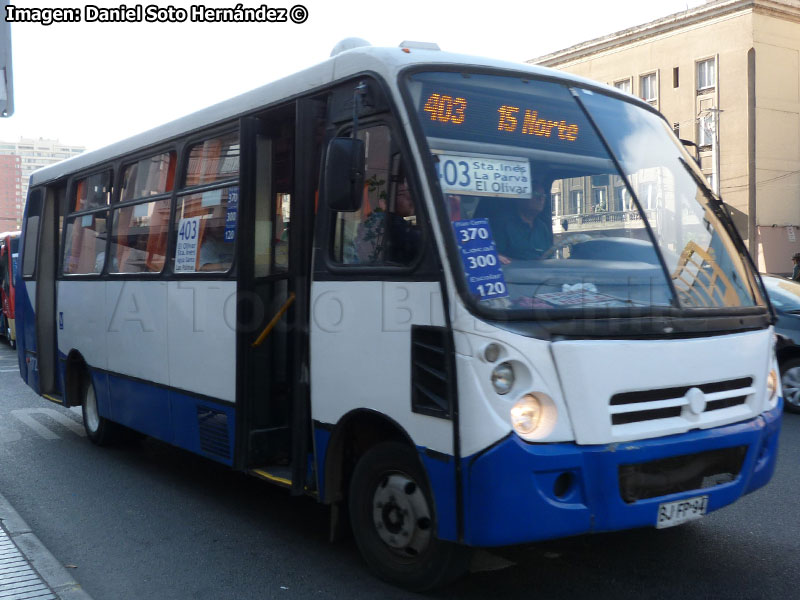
[452,218,508,300]
[434,151,531,199]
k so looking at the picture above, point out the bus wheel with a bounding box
[348,442,471,591]
[81,376,117,445]
[780,356,800,414]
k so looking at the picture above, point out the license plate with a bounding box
[656,495,708,529]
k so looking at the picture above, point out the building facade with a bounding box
[0,153,21,231]
[530,0,800,274]
[0,137,85,229]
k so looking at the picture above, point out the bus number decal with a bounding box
[175,216,201,272]
[452,218,508,300]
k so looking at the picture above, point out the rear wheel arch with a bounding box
[64,350,90,407]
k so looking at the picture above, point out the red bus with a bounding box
[0,231,20,348]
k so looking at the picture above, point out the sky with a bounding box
[2,0,707,151]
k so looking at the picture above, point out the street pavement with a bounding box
[1,340,799,599]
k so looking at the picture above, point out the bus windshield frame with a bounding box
[400,67,767,335]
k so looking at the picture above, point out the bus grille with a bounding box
[197,407,231,460]
[618,445,747,503]
[411,326,454,419]
[609,377,753,426]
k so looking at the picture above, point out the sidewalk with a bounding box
[0,491,93,600]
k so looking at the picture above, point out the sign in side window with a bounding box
[173,186,238,272]
[73,170,112,212]
[120,151,176,202]
[184,132,240,187]
[110,199,171,273]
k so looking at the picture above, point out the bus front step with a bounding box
[250,466,292,488]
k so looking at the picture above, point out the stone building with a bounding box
[530,0,800,273]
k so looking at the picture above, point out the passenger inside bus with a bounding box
[198,220,234,271]
[472,182,553,263]
[350,177,420,265]
[490,183,552,263]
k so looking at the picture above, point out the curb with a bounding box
[0,490,94,600]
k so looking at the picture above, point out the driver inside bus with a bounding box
[489,183,552,264]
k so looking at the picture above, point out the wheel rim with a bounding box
[84,384,101,433]
[372,473,432,557]
[781,365,800,408]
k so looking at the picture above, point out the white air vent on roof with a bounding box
[399,41,440,51]
[330,38,371,57]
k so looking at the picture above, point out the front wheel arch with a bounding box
[348,441,470,590]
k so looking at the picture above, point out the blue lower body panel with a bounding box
[461,402,782,547]
[91,369,236,466]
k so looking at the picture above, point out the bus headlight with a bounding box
[510,394,541,435]
[491,362,515,395]
[510,393,559,440]
[767,368,778,403]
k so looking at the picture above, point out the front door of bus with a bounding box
[237,100,323,492]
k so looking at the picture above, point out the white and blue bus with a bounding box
[16,39,781,590]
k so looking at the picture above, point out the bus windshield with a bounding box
[404,71,763,315]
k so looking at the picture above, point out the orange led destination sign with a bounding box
[423,93,467,124]
[497,105,579,140]
[422,92,579,142]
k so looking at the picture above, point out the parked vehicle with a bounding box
[761,274,800,413]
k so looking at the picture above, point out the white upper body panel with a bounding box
[27,44,632,189]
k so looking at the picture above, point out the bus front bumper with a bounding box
[461,401,781,547]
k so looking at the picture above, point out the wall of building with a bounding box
[752,10,800,273]
[0,154,21,231]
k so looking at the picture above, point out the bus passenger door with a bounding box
[237,99,324,492]
[30,187,60,396]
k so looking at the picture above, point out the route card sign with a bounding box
[175,216,201,272]
[452,218,508,300]
[434,151,531,199]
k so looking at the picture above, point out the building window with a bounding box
[613,79,631,94]
[673,122,680,137]
[673,67,679,88]
[551,193,561,217]
[592,188,607,212]
[640,73,657,102]
[698,112,714,147]
[697,58,716,91]
[638,182,656,210]
[570,190,583,214]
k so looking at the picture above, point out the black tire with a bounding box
[348,442,471,591]
[780,356,800,414]
[81,374,119,445]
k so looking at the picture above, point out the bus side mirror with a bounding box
[324,137,365,212]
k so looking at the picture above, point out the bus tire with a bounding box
[780,356,800,414]
[81,375,118,446]
[348,442,471,591]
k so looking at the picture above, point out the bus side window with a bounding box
[22,189,42,278]
[331,125,421,266]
